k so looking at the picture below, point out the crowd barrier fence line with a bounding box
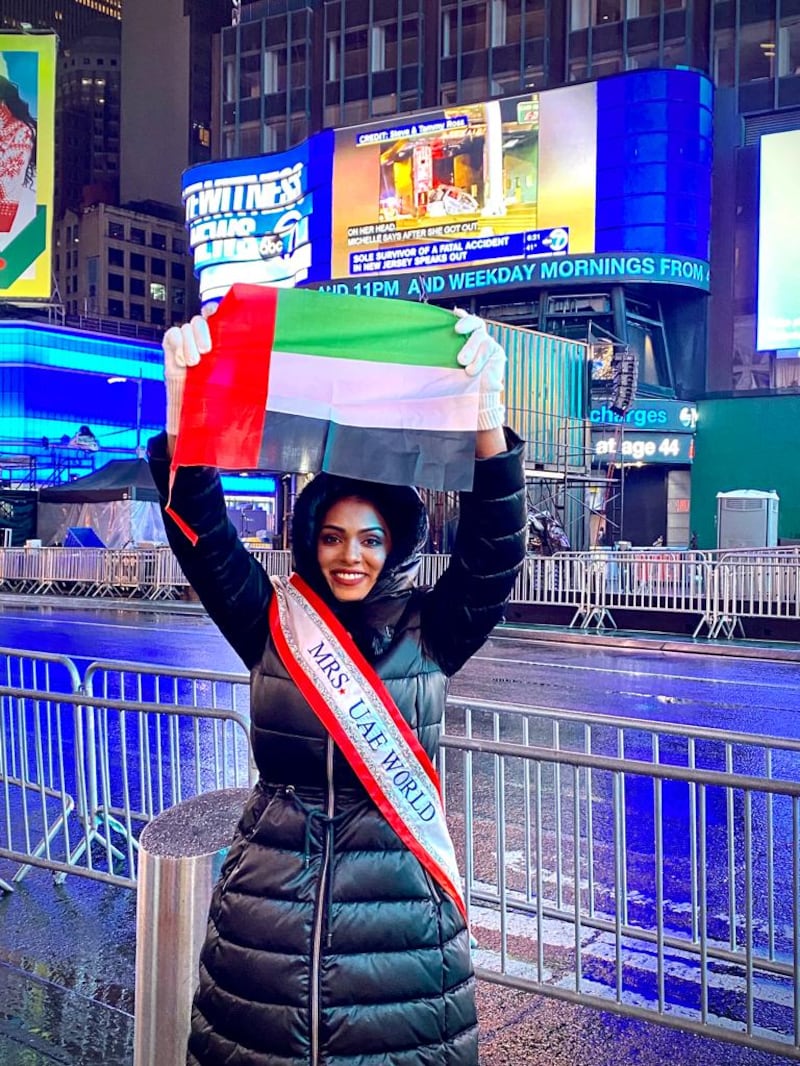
[2,545,798,637]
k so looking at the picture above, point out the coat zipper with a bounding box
[310,737,335,1066]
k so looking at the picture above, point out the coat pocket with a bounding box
[217,785,279,898]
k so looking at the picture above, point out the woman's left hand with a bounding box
[454,311,507,431]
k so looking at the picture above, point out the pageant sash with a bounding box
[268,572,467,920]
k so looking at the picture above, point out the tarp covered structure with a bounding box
[37,459,167,547]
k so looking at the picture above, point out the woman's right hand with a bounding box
[162,310,214,439]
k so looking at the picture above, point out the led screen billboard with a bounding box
[182,69,712,304]
[757,129,800,352]
[0,33,56,300]
[325,69,712,299]
[182,130,334,305]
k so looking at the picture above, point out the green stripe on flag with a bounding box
[273,287,463,368]
[0,206,48,290]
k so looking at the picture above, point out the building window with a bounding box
[108,298,124,317]
[344,28,369,78]
[108,272,125,292]
[108,247,124,267]
[150,282,167,302]
[172,237,185,255]
[737,19,776,85]
[151,307,166,326]
[108,220,125,240]
[223,58,237,103]
[130,252,146,272]
[151,258,166,277]
[595,0,622,23]
[171,261,186,280]
[442,3,487,55]
[130,277,145,296]
[151,232,167,251]
[264,51,279,94]
[173,287,185,308]
[327,33,339,81]
[490,0,507,48]
[130,226,146,245]
[130,302,145,321]
[507,0,546,40]
[371,25,386,73]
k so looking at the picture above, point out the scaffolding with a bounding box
[0,439,97,489]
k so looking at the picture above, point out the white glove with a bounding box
[161,313,213,436]
[454,310,506,431]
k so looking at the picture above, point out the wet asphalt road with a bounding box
[2,600,799,739]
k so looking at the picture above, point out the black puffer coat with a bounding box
[148,429,527,1066]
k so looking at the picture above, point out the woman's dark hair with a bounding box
[0,75,37,188]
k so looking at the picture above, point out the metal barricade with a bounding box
[441,696,800,1059]
[146,546,190,600]
[564,550,713,630]
[0,646,81,693]
[515,553,585,608]
[0,685,253,890]
[82,661,254,860]
[702,554,800,638]
[0,651,83,891]
[248,547,292,576]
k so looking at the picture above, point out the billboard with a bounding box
[183,69,712,304]
[757,129,800,352]
[0,33,56,300]
[182,130,334,305]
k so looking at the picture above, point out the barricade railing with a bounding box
[3,655,800,1054]
[442,695,800,1058]
[0,646,82,694]
[2,545,800,632]
[83,659,251,723]
[698,555,800,638]
[561,550,714,630]
[0,685,253,890]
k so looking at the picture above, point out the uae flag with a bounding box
[172,283,480,491]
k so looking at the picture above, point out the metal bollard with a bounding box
[133,787,251,1066]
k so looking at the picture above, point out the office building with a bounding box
[120,0,229,208]
[55,20,121,216]
[1,1,121,48]
[54,202,193,328]
[202,1,800,547]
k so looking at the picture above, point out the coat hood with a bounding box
[291,473,429,655]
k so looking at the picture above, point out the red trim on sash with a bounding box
[268,579,465,921]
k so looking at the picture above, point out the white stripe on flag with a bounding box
[267,349,479,431]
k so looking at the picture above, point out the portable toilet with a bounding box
[716,489,779,549]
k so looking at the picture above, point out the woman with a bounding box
[148,305,527,1065]
[0,72,37,235]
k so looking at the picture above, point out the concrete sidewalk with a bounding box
[1,864,798,1066]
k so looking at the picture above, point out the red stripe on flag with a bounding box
[172,284,277,472]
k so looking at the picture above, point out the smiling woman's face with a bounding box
[316,496,392,602]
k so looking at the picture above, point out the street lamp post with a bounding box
[108,371,144,457]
